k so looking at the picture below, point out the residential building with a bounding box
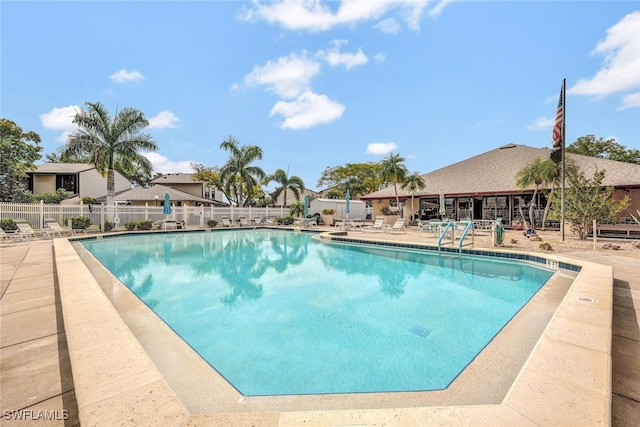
[114,184,226,207]
[151,173,224,204]
[361,144,640,226]
[27,163,131,199]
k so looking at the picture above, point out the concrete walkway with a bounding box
[1,240,79,426]
[1,235,638,426]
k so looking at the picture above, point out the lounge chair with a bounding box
[221,218,234,227]
[364,218,385,233]
[0,227,20,245]
[239,217,250,227]
[389,218,406,234]
[15,221,45,240]
[44,221,70,238]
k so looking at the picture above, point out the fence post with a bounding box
[39,200,44,228]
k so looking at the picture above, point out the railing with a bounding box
[437,221,456,254]
[458,221,475,253]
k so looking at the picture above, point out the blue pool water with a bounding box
[80,229,554,396]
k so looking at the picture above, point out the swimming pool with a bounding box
[80,229,554,396]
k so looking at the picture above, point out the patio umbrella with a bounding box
[345,191,351,219]
[304,195,309,217]
[496,217,504,246]
[439,191,446,219]
[163,192,172,216]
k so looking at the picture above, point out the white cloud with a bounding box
[569,11,640,105]
[241,0,440,33]
[39,105,81,142]
[270,91,345,129]
[366,142,398,155]
[320,39,368,69]
[526,117,554,131]
[375,18,401,34]
[148,111,180,129]
[109,69,145,83]
[244,52,320,98]
[617,92,640,110]
[143,152,194,174]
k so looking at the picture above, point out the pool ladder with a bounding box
[437,221,475,255]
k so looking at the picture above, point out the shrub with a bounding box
[322,208,335,215]
[0,218,17,232]
[207,219,218,228]
[66,216,91,230]
[104,221,115,232]
[124,221,138,231]
[379,206,393,216]
[82,197,100,205]
[137,220,153,231]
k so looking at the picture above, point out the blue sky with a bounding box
[2,1,639,191]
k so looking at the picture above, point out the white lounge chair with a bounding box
[221,218,233,227]
[364,218,385,233]
[0,227,20,245]
[389,218,406,234]
[44,221,69,238]
[15,221,45,240]
[239,217,250,227]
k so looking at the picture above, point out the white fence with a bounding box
[0,201,292,231]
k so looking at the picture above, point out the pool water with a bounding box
[81,229,554,396]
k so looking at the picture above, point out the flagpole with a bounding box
[561,78,566,241]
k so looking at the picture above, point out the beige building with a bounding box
[27,163,131,199]
[151,173,224,204]
[361,144,640,226]
[114,184,226,207]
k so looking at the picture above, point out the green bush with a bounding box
[137,220,153,230]
[0,218,17,232]
[124,221,138,231]
[66,216,91,230]
[104,221,115,232]
[82,197,100,205]
[322,208,335,215]
[207,219,218,228]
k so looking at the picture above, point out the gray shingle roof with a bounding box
[115,184,226,206]
[31,163,96,174]
[362,144,640,200]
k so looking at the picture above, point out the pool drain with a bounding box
[409,324,432,338]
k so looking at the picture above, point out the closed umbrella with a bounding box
[496,217,504,246]
[345,191,351,219]
[163,192,172,216]
[304,195,309,217]
[439,191,446,219]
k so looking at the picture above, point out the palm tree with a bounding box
[379,153,408,217]
[401,171,426,222]
[63,102,157,205]
[219,136,266,207]
[538,157,578,230]
[515,157,546,227]
[268,168,305,207]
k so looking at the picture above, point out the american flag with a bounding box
[552,85,564,147]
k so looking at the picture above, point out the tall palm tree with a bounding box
[379,153,408,217]
[219,136,266,207]
[268,168,305,207]
[401,171,426,222]
[62,102,157,205]
[515,157,546,227]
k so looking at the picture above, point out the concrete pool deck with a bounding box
[1,227,639,426]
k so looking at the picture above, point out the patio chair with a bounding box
[418,220,440,237]
[389,218,406,234]
[364,218,385,233]
[239,217,250,227]
[221,218,234,227]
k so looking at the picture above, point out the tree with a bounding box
[191,163,230,202]
[61,102,157,205]
[515,157,546,227]
[268,168,305,207]
[0,119,43,202]
[379,153,408,217]
[567,135,640,165]
[549,168,630,239]
[218,136,266,207]
[537,157,578,230]
[400,171,426,221]
[317,162,384,197]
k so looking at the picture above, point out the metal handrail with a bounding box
[437,221,456,254]
[458,221,475,253]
